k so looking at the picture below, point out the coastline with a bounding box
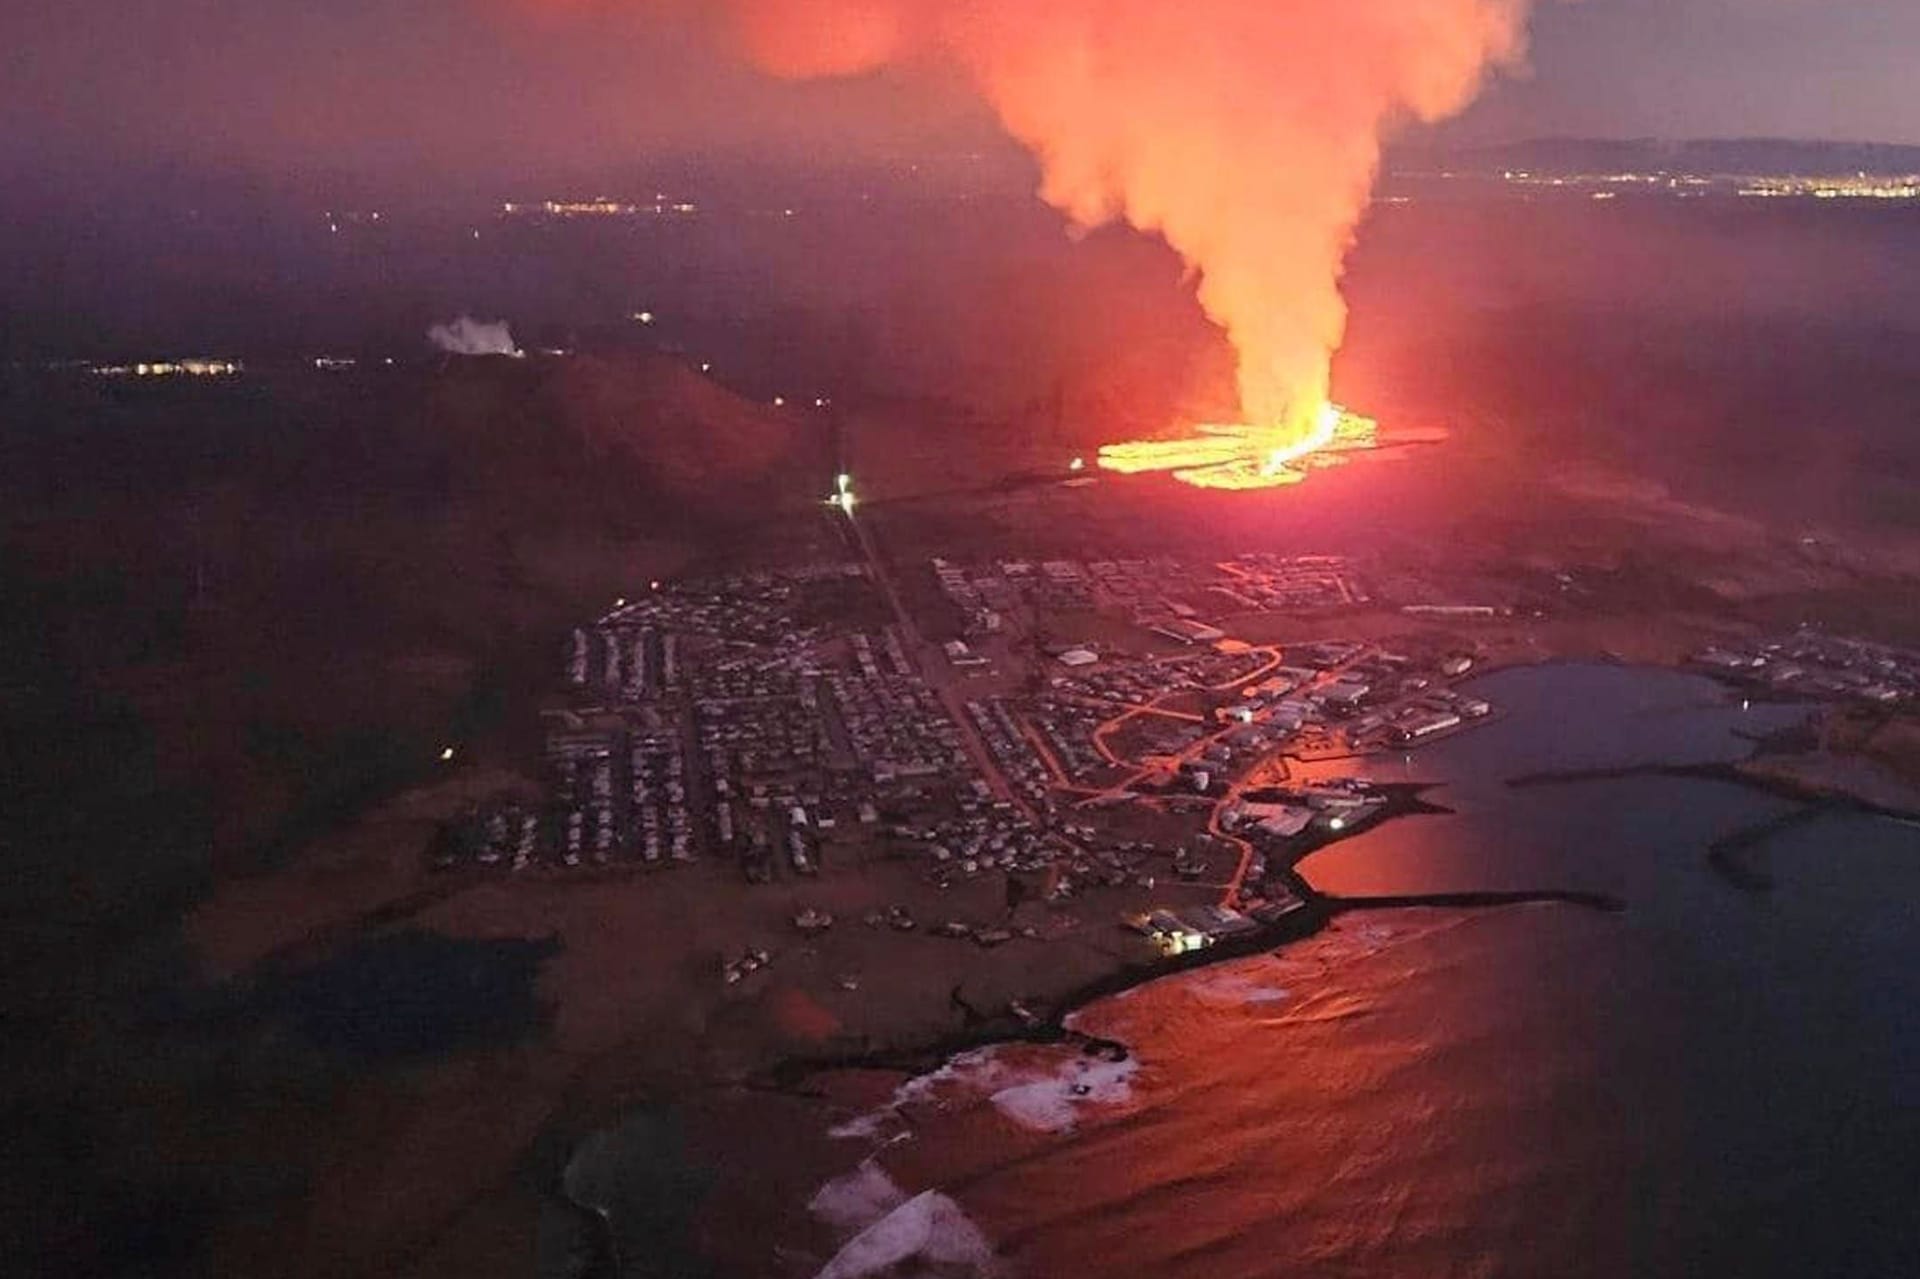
[1505,756,1920,821]
[541,757,1630,1277]
[545,661,1910,1259]
[748,773,1628,1094]
[192,653,1920,1278]
[1508,754,1920,892]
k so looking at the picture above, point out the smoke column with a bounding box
[724,0,1536,442]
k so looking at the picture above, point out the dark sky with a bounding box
[7,0,1920,183]
[1456,0,1920,145]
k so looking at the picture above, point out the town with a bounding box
[432,539,1920,974]
[434,546,1515,964]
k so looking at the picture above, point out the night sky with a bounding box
[8,0,1920,182]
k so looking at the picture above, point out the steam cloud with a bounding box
[723,0,1536,441]
[428,315,522,357]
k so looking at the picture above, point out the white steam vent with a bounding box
[427,315,522,357]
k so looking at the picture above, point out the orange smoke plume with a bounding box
[723,0,1536,446]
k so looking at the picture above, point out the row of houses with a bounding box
[1692,629,1918,705]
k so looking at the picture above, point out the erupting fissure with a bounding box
[1098,403,1379,491]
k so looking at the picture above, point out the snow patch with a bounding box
[813,1190,999,1279]
[808,1160,907,1234]
[828,1047,997,1140]
[988,1054,1139,1134]
[825,1109,891,1141]
[829,1044,1139,1141]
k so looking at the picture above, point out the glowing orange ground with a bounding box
[1099,403,1378,490]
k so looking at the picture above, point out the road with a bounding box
[1070,643,1379,908]
[838,505,1039,821]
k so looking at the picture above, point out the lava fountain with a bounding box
[699,1,1533,490]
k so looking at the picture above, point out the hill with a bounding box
[1398,136,1920,176]
[0,350,835,1275]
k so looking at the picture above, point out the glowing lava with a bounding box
[1099,403,1378,490]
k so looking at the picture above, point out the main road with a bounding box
[837,503,1039,821]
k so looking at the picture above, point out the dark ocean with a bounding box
[801,666,1920,1278]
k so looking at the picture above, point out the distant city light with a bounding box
[1069,456,1086,472]
[439,746,456,762]
[1449,166,1920,203]
[500,197,699,219]
[94,358,241,379]
[773,396,786,407]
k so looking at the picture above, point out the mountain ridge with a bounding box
[1394,136,1920,176]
